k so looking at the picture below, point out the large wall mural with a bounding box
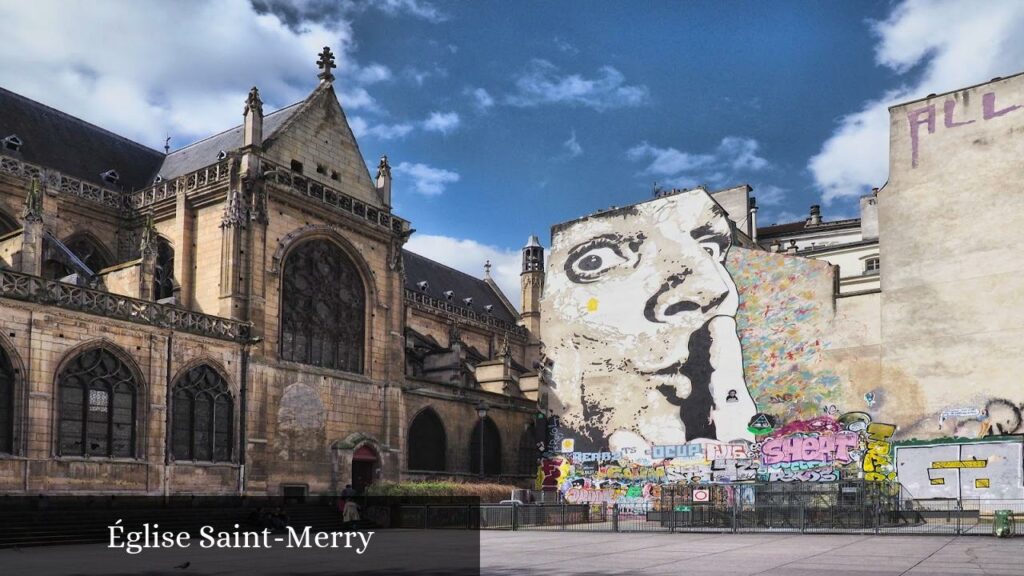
[538,189,1024,504]
[544,190,756,455]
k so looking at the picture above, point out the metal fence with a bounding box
[470,482,1023,536]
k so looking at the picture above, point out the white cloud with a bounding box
[628,137,769,180]
[563,130,583,158]
[337,87,379,111]
[0,0,386,149]
[468,87,495,111]
[405,234,524,309]
[402,64,448,86]
[717,136,769,171]
[353,63,392,84]
[349,117,414,140]
[554,37,580,55]
[422,111,461,134]
[628,137,781,202]
[627,142,715,176]
[375,0,448,23]
[809,0,1024,203]
[393,161,460,196]
[506,59,649,111]
[753,184,787,206]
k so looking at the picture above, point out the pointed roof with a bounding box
[0,86,164,191]
[403,249,518,324]
[156,100,303,181]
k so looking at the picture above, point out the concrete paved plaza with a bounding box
[0,531,1020,575]
[481,531,1024,575]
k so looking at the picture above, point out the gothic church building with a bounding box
[0,48,541,496]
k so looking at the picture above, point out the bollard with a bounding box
[612,503,619,533]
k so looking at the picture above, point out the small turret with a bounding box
[520,235,544,359]
[522,235,544,273]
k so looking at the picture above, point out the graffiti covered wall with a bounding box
[538,186,1024,502]
[894,437,1024,500]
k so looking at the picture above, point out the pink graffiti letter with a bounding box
[834,432,858,463]
[908,105,935,168]
[982,92,1022,120]
[943,100,974,128]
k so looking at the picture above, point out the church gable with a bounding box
[262,84,380,208]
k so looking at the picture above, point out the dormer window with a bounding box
[416,280,429,291]
[484,305,494,313]
[316,164,326,175]
[3,134,22,151]
[153,175,164,184]
[290,159,304,174]
[462,297,473,306]
[330,170,340,181]
[100,170,120,185]
[217,150,228,160]
[443,290,454,300]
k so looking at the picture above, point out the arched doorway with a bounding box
[351,444,378,493]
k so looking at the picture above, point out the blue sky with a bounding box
[3,0,1024,301]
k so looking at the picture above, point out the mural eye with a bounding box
[699,239,723,261]
[565,243,627,283]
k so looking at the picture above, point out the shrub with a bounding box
[366,481,516,503]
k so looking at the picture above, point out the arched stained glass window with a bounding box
[408,408,446,471]
[469,417,502,475]
[171,365,232,462]
[280,239,365,373]
[154,237,175,300]
[58,347,137,458]
[0,345,14,454]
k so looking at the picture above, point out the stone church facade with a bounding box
[0,48,540,496]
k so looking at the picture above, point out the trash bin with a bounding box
[993,510,1015,538]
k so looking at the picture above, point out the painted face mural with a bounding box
[543,190,756,455]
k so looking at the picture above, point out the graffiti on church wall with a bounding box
[894,437,1024,500]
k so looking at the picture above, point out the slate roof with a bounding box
[0,86,164,191]
[156,101,302,180]
[0,86,306,191]
[757,217,861,238]
[402,249,517,324]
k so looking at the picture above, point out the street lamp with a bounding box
[476,401,489,477]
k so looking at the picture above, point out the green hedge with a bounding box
[366,481,516,503]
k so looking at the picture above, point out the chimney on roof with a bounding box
[808,204,822,226]
[749,196,758,244]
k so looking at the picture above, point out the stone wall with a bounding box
[883,73,1024,438]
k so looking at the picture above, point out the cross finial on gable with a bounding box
[484,259,492,278]
[317,46,336,83]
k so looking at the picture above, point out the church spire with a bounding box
[316,46,336,83]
